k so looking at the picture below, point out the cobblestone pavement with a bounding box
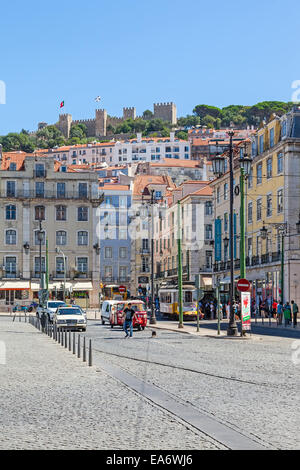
[84,321,300,450]
[0,319,222,450]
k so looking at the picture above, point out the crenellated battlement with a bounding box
[154,102,175,107]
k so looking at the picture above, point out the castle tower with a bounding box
[57,114,72,138]
[153,102,177,125]
[123,107,136,120]
[95,109,107,137]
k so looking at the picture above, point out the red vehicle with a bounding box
[109,300,147,330]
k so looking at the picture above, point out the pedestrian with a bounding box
[283,302,292,327]
[122,303,137,338]
[272,299,278,319]
[225,302,230,320]
[291,300,299,328]
[40,311,47,333]
[277,301,283,325]
[210,301,215,320]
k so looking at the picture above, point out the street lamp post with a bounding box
[142,188,156,324]
[56,247,66,302]
[212,133,252,336]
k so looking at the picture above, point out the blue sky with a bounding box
[1,0,300,134]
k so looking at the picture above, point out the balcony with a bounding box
[140,248,150,254]
[234,259,240,269]
[0,189,102,201]
[261,253,270,264]
[272,252,281,262]
[1,271,21,279]
[73,271,92,279]
[251,256,260,266]
[140,268,150,273]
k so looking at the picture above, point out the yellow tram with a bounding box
[159,285,198,321]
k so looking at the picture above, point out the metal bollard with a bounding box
[61,329,64,346]
[69,330,71,351]
[73,332,76,354]
[88,339,92,366]
[262,316,264,325]
[83,336,86,362]
[25,313,27,323]
[95,310,96,320]
[269,315,271,326]
[65,330,68,348]
[77,334,81,358]
[19,313,21,322]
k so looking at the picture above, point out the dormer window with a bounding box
[9,162,16,171]
[35,163,45,178]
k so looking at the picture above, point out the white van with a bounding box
[101,300,120,325]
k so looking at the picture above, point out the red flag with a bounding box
[60,101,64,108]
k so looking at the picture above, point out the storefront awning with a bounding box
[0,281,30,290]
[201,277,212,287]
[49,282,73,290]
[219,275,239,284]
[72,282,93,291]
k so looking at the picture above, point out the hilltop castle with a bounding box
[39,102,177,138]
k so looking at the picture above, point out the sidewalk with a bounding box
[0,317,219,450]
[149,318,300,338]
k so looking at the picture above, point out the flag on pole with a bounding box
[60,101,64,108]
[95,96,101,102]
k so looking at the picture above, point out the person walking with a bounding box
[277,301,283,325]
[40,311,47,333]
[291,300,299,328]
[225,301,230,321]
[283,301,292,327]
[122,303,137,338]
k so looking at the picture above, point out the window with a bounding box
[9,162,16,171]
[56,230,67,245]
[257,163,262,184]
[78,231,88,246]
[6,230,16,245]
[248,167,253,188]
[56,205,67,221]
[256,235,261,256]
[277,189,283,213]
[269,128,274,148]
[105,247,112,259]
[281,120,287,138]
[34,257,45,276]
[35,163,45,177]
[155,191,162,199]
[205,201,212,215]
[119,266,127,281]
[216,187,220,204]
[224,183,228,200]
[57,182,66,198]
[77,257,88,273]
[267,158,272,179]
[224,213,228,232]
[259,135,264,154]
[251,140,256,157]
[256,198,262,221]
[142,239,149,251]
[78,183,88,198]
[248,202,253,224]
[205,224,212,240]
[119,196,127,208]
[55,257,65,276]
[5,257,17,278]
[205,251,212,269]
[6,205,16,220]
[104,266,112,280]
[277,153,283,174]
[119,247,127,259]
[267,194,272,217]
[6,181,16,197]
[34,230,45,245]
[78,206,88,221]
[35,182,44,197]
[247,238,252,257]
[119,229,127,240]
[35,205,45,221]
[142,257,149,272]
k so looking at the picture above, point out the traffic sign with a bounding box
[119,285,126,293]
[237,278,250,292]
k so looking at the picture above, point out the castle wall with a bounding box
[72,118,96,137]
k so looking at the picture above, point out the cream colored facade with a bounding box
[0,155,102,308]
[212,107,300,307]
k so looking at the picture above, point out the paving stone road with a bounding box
[84,320,300,450]
[0,318,222,450]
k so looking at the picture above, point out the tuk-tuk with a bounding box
[110,300,147,330]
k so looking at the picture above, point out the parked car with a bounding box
[36,301,67,323]
[53,306,87,331]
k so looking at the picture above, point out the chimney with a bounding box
[137,132,142,143]
[170,132,175,142]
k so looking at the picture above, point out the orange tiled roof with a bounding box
[133,174,175,197]
[100,184,130,191]
[191,185,213,196]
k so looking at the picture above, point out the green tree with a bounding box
[193,105,221,120]
[202,115,216,128]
